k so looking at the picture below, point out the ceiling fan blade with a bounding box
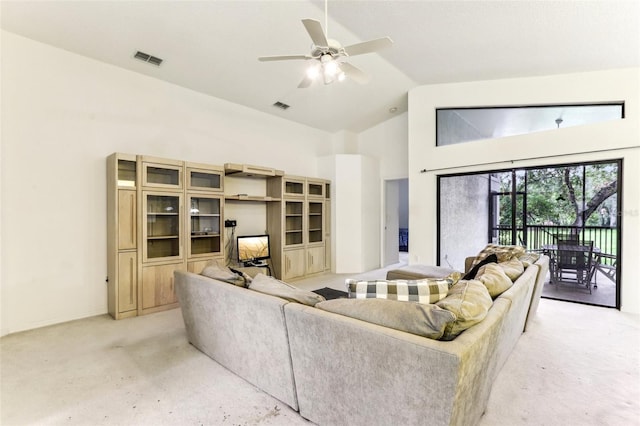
[258,54,311,62]
[340,62,370,84]
[302,18,329,47]
[298,75,313,89]
[343,37,393,56]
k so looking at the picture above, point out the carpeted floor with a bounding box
[2,260,639,425]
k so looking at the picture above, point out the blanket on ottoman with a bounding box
[386,264,457,280]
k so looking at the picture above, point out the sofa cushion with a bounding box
[462,253,498,280]
[436,279,493,340]
[316,298,456,340]
[470,244,526,268]
[498,257,525,281]
[346,278,451,305]
[249,274,325,306]
[201,261,247,287]
[475,263,514,298]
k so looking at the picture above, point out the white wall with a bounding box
[319,154,380,273]
[408,68,640,314]
[358,113,409,180]
[0,32,331,335]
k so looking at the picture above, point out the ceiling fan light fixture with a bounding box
[337,71,346,82]
[323,58,338,76]
[306,64,320,80]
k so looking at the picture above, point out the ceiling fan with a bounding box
[258,1,393,88]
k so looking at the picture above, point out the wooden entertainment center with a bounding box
[106,153,330,319]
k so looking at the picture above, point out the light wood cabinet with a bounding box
[108,153,225,320]
[107,153,139,319]
[108,156,331,319]
[267,175,330,280]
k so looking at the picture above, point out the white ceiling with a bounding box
[2,0,639,133]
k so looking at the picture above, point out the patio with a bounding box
[541,269,616,308]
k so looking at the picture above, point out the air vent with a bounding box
[273,101,290,110]
[134,51,163,66]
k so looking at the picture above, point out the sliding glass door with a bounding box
[437,160,621,308]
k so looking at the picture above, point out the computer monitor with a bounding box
[237,234,270,266]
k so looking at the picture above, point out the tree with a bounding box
[497,163,618,228]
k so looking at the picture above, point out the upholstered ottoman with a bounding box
[386,264,457,280]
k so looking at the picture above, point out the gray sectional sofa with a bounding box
[175,254,549,426]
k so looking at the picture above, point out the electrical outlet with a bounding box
[225,219,237,227]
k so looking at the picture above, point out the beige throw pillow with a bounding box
[249,274,325,306]
[436,279,492,340]
[476,263,514,298]
[518,252,541,268]
[498,257,525,281]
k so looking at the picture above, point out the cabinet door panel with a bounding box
[117,252,137,312]
[187,259,213,274]
[141,263,184,309]
[283,248,305,280]
[306,245,325,275]
[118,190,136,250]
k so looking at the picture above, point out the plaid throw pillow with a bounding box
[345,278,451,305]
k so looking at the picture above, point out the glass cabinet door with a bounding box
[143,192,182,261]
[117,159,136,188]
[307,180,325,198]
[187,167,223,192]
[308,201,324,243]
[188,195,222,257]
[142,161,183,189]
[283,178,305,198]
[284,200,304,247]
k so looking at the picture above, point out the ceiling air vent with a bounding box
[134,51,163,66]
[273,101,290,110]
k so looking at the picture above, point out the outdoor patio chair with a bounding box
[550,240,596,294]
[594,252,617,288]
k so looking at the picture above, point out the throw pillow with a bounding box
[498,257,525,281]
[316,298,456,340]
[444,271,463,286]
[462,253,498,280]
[345,278,451,305]
[436,279,493,341]
[201,261,247,287]
[517,252,541,268]
[475,263,513,298]
[249,274,326,306]
[470,244,526,268]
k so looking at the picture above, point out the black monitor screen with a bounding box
[237,235,270,263]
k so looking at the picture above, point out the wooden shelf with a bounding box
[225,195,281,202]
[224,163,284,178]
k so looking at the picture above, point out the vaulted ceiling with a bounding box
[2,0,638,133]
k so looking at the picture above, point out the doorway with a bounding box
[383,178,408,267]
[437,160,621,309]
